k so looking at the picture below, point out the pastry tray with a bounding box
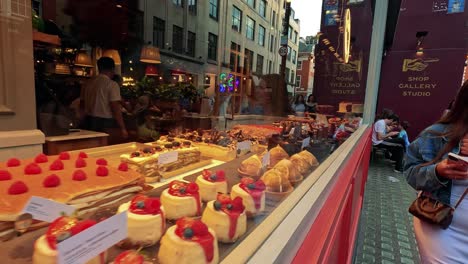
[0,143,331,263]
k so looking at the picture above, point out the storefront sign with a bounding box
[433,0,448,12]
[324,0,339,26]
[158,151,179,165]
[448,0,465,13]
[57,212,127,264]
[22,196,75,223]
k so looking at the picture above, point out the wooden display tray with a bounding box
[0,143,331,263]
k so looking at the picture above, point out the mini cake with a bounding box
[269,145,289,167]
[117,195,165,248]
[290,154,312,175]
[230,177,266,217]
[113,250,152,264]
[261,169,293,201]
[160,181,201,220]
[196,170,228,202]
[238,155,263,179]
[298,150,320,167]
[202,194,247,243]
[273,159,303,186]
[158,217,219,264]
[33,216,106,264]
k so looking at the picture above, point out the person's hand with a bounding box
[436,159,468,180]
[121,129,129,139]
[460,134,468,156]
[388,131,399,137]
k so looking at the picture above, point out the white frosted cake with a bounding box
[160,181,201,220]
[195,169,228,202]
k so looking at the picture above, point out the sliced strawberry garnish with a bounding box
[72,170,87,181]
[78,152,88,158]
[255,180,266,191]
[144,198,162,214]
[118,162,128,171]
[71,219,96,234]
[96,158,108,166]
[24,163,42,175]
[7,181,28,195]
[191,220,209,236]
[231,197,245,212]
[186,182,199,194]
[96,166,109,177]
[46,216,83,249]
[6,158,21,167]
[75,158,87,168]
[114,250,144,264]
[215,170,226,180]
[58,152,71,160]
[202,169,211,179]
[0,170,12,181]
[34,153,48,163]
[240,177,255,186]
[43,174,61,188]
[217,194,231,205]
[50,159,64,171]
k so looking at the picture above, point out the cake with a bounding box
[201,194,247,243]
[113,250,152,264]
[117,195,165,248]
[0,152,143,240]
[160,181,201,220]
[273,159,303,186]
[230,177,266,217]
[269,145,289,167]
[120,146,201,183]
[297,150,320,167]
[33,216,107,264]
[351,103,364,113]
[158,217,219,264]
[261,169,293,201]
[290,154,312,175]
[238,155,263,179]
[195,170,228,202]
[338,102,353,113]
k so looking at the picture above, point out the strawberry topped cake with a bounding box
[113,250,152,264]
[158,217,219,264]
[117,195,165,248]
[202,194,247,243]
[195,169,228,202]
[230,177,266,217]
[32,216,107,264]
[160,181,201,220]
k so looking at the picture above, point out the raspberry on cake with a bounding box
[230,177,266,217]
[196,169,228,202]
[202,194,247,243]
[113,250,152,264]
[160,181,201,220]
[158,217,219,264]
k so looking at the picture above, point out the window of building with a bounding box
[244,48,254,73]
[209,0,219,20]
[259,0,266,17]
[258,25,265,46]
[187,31,196,57]
[246,16,255,40]
[292,49,296,64]
[297,59,302,70]
[153,17,165,49]
[290,70,295,84]
[246,0,255,8]
[268,60,273,73]
[208,33,218,61]
[256,54,264,74]
[232,6,242,32]
[272,10,276,27]
[230,42,241,72]
[173,0,183,7]
[173,25,184,53]
[269,34,274,52]
[288,26,293,39]
[188,0,197,15]
[287,46,292,61]
[285,68,290,82]
[293,30,298,44]
[296,75,301,87]
[32,0,42,16]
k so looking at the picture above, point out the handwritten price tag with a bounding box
[57,212,127,264]
[158,151,178,165]
[22,196,75,223]
[237,141,252,151]
[262,151,271,167]
[302,137,311,149]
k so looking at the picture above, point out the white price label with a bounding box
[262,151,271,167]
[158,151,178,165]
[57,212,127,264]
[237,141,252,151]
[302,137,311,149]
[22,196,75,223]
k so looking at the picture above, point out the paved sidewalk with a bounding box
[353,158,421,264]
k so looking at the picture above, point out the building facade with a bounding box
[296,37,315,95]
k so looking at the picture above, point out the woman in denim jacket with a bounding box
[404,83,468,263]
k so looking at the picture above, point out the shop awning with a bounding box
[33,31,61,46]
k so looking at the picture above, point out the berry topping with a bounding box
[58,152,71,160]
[96,166,109,177]
[72,170,87,181]
[50,159,64,171]
[114,250,144,264]
[118,162,129,172]
[226,204,233,210]
[213,200,222,210]
[78,152,88,158]
[247,183,256,190]
[96,158,108,166]
[34,153,48,163]
[186,182,199,193]
[183,228,194,238]
[191,220,209,236]
[46,217,96,249]
[75,158,87,168]
[25,163,42,175]
[8,181,28,195]
[0,170,12,181]
[130,152,140,158]
[168,180,199,196]
[240,177,266,191]
[210,174,217,181]
[215,194,245,213]
[142,147,153,154]
[43,174,61,188]
[136,201,145,209]
[202,169,226,182]
[129,195,163,215]
[7,158,21,167]
[179,188,186,194]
